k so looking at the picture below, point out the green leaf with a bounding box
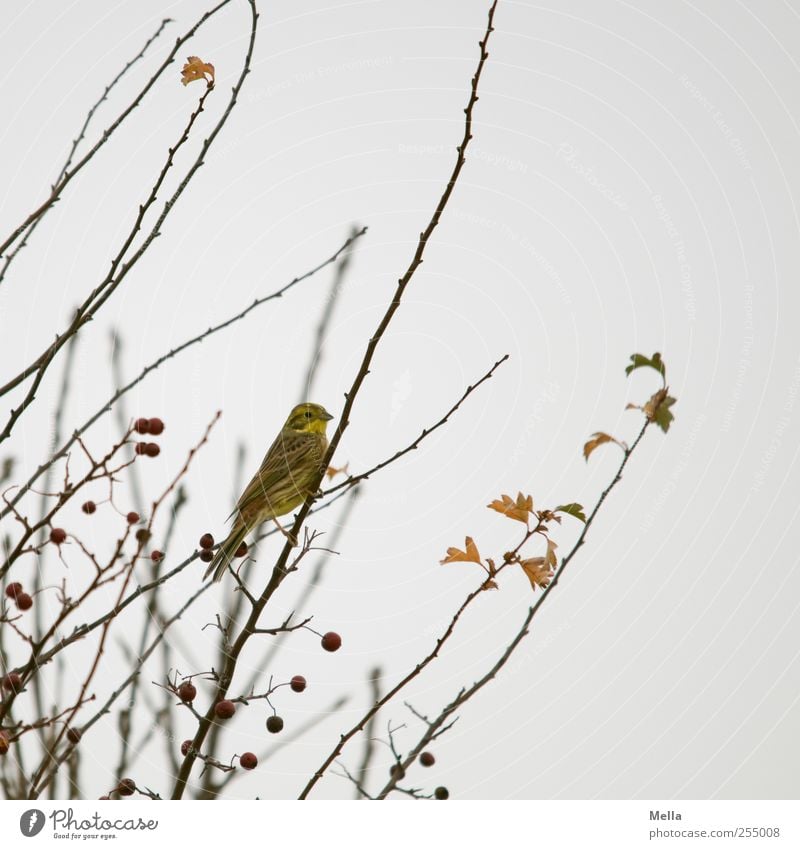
[625,352,665,380]
[652,394,677,433]
[555,503,586,523]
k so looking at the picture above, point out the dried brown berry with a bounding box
[49,527,67,545]
[81,500,97,515]
[234,541,248,558]
[214,699,236,720]
[389,763,405,781]
[199,549,213,563]
[4,582,23,600]
[434,786,449,800]
[126,511,140,525]
[134,442,147,455]
[321,631,342,652]
[199,533,214,550]
[144,442,160,458]
[419,751,435,767]
[151,550,164,563]
[180,740,193,756]
[2,673,22,693]
[0,731,9,755]
[98,796,110,800]
[290,675,306,693]
[134,418,150,434]
[66,727,82,744]
[117,778,136,796]
[15,593,33,611]
[147,418,165,436]
[266,715,284,734]
[240,752,258,770]
[135,528,151,544]
[178,681,197,702]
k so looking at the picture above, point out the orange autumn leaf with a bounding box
[440,536,482,565]
[583,431,621,461]
[487,492,534,524]
[520,557,553,590]
[326,462,350,480]
[181,56,215,86]
[545,537,558,569]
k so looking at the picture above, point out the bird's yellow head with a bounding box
[284,402,334,434]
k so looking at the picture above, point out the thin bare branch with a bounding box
[0,2,231,261]
[324,355,508,496]
[0,18,174,285]
[0,227,367,522]
[169,0,498,801]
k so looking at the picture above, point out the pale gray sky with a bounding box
[0,0,798,800]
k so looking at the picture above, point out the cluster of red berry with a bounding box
[196,533,248,564]
[133,417,165,458]
[4,581,32,611]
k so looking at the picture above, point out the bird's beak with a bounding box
[322,410,334,421]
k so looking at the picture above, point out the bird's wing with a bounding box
[232,430,320,522]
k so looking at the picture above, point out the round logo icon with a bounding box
[19,809,45,837]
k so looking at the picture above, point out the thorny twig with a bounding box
[171,0,499,803]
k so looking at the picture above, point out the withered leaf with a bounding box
[583,432,619,461]
[487,492,534,524]
[545,537,558,569]
[440,536,482,565]
[181,56,215,86]
[520,556,553,590]
[326,462,350,480]
[643,388,677,433]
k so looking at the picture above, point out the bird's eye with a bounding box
[304,411,313,419]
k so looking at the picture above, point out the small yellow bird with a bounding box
[205,402,334,583]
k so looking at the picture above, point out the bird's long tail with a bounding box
[204,522,248,583]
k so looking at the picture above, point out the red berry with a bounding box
[180,740,193,756]
[321,631,341,652]
[239,752,258,770]
[434,786,449,800]
[177,681,197,702]
[144,442,160,458]
[234,541,248,558]
[199,533,214,550]
[134,442,147,455]
[266,715,284,734]
[419,751,435,767]
[150,550,164,563]
[117,778,135,796]
[4,582,23,600]
[15,593,33,611]
[98,796,110,801]
[82,500,96,515]
[199,549,213,563]
[134,418,150,434]
[66,727,82,744]
[290,675,306,693]
[147,418,165,436]
[0,731,9,755]
[50,527,67,545]
[2,673,22,692]
[214,700,236,720]
[126,511,140,524]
